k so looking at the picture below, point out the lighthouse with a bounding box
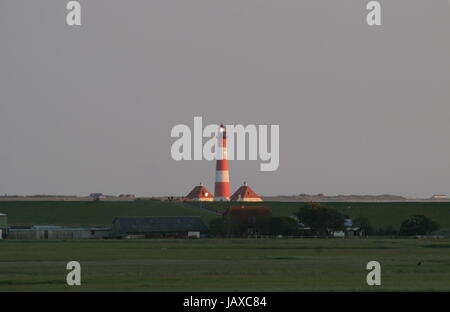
[214,124,230,201]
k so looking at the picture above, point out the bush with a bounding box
[209,218,227,237]
[262,217,299,235]
[399,215,440,236]
[208,217,247,237]
[296,202,345,235]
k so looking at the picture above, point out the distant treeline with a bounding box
[208,202,441,237]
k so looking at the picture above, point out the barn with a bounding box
[112,216,209,238]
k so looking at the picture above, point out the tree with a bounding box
[209,216,298,237]
[208,217,247,237]
[399,215,440,236]
[209,218,227,237]
[352,217,374,235]
[262,217,299,235]
[295,202,345,235]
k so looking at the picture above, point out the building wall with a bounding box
[122,231,202,238]
[8,230,44,240]
[233,198,263,202]
[111,220,122,237]
[0,215,7,229]
[7,228,111,240]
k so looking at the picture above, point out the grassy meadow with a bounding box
[1,201,450,291]
[1,238,450,291]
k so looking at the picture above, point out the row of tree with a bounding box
[208,202,440,237]
[351,215,439,236]
[209,216,298,237]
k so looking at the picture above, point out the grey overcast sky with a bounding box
[0,0,449,197]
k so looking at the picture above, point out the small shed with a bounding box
[112,216,209,238]
[346,227,364,238]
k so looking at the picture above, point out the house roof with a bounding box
[230,184,262,201]
[185,185,214,199]
[113,216,209,233]
[11,227,111,232]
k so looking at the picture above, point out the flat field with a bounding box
[1,238,450,291]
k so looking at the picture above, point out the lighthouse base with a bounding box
[214,197,230,202]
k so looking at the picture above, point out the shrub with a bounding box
[296,202,345,235]
[399,215,440,236]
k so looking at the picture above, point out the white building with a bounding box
[431,194,448,200]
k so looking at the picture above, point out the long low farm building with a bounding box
[7,226,111,240]
[112,216,209,238]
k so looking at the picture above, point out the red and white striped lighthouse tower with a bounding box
[214,124,230,201]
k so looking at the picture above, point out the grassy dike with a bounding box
[2,201,450,231]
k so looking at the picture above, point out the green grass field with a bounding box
[2,201,450,291]
[1,238,450,291]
